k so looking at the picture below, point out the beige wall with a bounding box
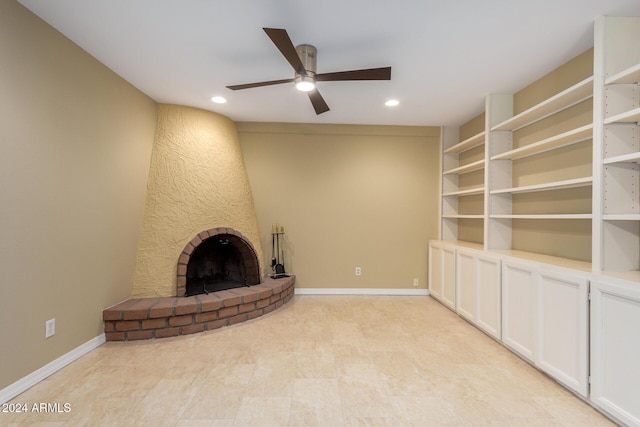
[131,105,264,297]
[0,1,157,389]
[238,122,441,290]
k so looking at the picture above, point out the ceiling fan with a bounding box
[226,28,392,115]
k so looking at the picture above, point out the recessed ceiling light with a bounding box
[211,96,227,104]
[385,99,399,107]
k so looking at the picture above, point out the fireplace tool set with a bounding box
[271,224,288,278]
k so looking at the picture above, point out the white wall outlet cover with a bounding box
[45,319,55,338]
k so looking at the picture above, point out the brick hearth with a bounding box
[103,276,295,341]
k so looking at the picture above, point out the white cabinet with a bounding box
[475,253,502,339]
[428,243,442,300]
[428,241,456,310]
[431,242,591,399]
[455,249,476,321]
[441,247,456,309]
[502,258,590,396]
[590,277,640,427]
[501,259,537,362]
[455,248,501,339]
[537,269,589,396]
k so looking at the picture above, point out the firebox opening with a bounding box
[185,233,257,297]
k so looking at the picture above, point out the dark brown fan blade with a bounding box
[316,66,391,82]
[308,89,330,115]
[226,78,294,90]
[263,28,306,74]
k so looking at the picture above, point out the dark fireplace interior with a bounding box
[185,233,260,296]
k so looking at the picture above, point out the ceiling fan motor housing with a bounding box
[295,44,317,76]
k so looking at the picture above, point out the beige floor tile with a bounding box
[344,416,402,427]
[390,396,458,427]
[2,295,616,426]
[533,396,617,426]
[294,346,337,379]
[180,378,245,420]
[62,397,142,426]
[126,378,195,426]
[338,383,395,419]
[232,396,291,427]
[175,420,219,427]
[244,357,295,397]
[289,378,343,427]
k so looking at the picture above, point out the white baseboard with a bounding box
[295,288,429,296]
[0,333,105,404]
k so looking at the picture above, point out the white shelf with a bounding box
[442,159,485,175]
[604,107,640,125]
[444,131,486,154]
[605,62,640,85]
[491,77,594,132]
[490,124,593,161]
[443,186,485,197]
[490,214,592,220]
[603,214,640,221]
[603,152,640,164]
[443,214,484,219]
[490,177,593,195]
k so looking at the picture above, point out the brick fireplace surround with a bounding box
[177,227,262,296]
[104,227,295,341]
[103,276,295,341]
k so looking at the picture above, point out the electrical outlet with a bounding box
[45,318,55,338]
[355,267,362,276]
[413,278,419,287]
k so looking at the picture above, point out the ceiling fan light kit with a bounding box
[226,28,392,115]
[295,75,316,92]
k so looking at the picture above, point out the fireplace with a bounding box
[177,227,260,297]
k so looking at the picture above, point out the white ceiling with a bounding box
[18,0,640,126]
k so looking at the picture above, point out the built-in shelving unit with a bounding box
[440,45,595,258]
[440,121,486,243]
[593,17,640,275]
[434,17,640,427]
[438,17,640,272]
[486,70,594,252]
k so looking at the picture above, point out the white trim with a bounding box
[0,333,105,404]
[295,288,429,296]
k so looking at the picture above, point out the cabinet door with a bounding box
[537,270,589,397]
[502,260,536,362]
[475,254,501,340]
[428,244,443,300]
[441,246,456,309]
[456,249,476,321]
[591,279,640,427]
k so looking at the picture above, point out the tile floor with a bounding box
[3,295,617,426]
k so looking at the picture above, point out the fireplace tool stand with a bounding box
[271,224,289,278]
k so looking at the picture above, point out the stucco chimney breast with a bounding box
[131,104,264,297]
